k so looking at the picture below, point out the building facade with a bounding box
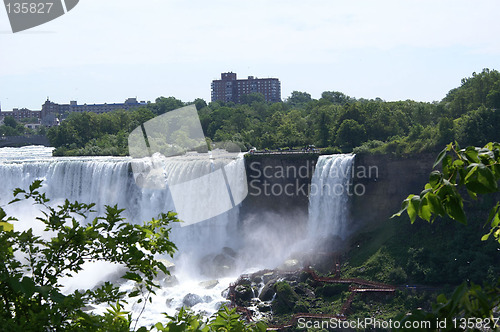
[0,108,43,122]
[42,97,146,116]
[211,72,281,103]
[0,98,146,126]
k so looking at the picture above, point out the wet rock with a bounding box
[234,284,253,303]
[262,272,275,284]
[215,301,231,310]
[295,284,315,298]
[161,275,179,287]
[236,277,251,286]
[272,281,299,314]
[183,293,203,307]
[257,302,272,313]
[157,258,176,270]
[259,279,276,301]
[250,274,262,284]
[222,247,237,258]
[203,295,213,302]
[199,252,236,278]
[199,279,219,289]
[304,288,316,298]
[156,259,175,277]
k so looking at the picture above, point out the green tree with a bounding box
[193,98,208,111]
[437,117,455,146]
[240,93,266,105]
[286,91,312,107]
[0,180,178,330]
[335,119,366,152]
[320,91,352,105]
[3,116,17,128]
[151,97,185,115]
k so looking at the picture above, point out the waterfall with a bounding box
[0,147,246,261]
[1,146,358,323]
[308,154,355,242]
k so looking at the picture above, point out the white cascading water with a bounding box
[0,147,355,325]
[0,148,245,256]
[308,154,355,243]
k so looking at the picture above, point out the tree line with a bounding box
[42,68,500,156]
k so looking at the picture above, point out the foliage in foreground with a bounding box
[393,142,500,331]
[154,307,266,332]
[394,142,500,243]
[0,181,264,331]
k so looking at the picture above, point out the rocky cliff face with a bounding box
[351,153,436,230]
[240,153,437,234]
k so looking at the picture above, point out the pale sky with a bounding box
[1,0,500,110]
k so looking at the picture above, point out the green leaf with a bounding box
[19,277,37,297]
[433,148,447,168]
[29,180,43,192]
[426,192,446,217]
[429,171,443,189]
[463,146,479,163]
[123,272,142,282]
[128,290,140,298]
[407,195,420,224]
[446,195,467,225]
[481,232,491,241]
[465,163,497,194]
[391,198,410,219]
[485,204,500,227]
[491,212,500,228]
[418,195,432,221]
[0,221,14,232]
[442,155,453,178]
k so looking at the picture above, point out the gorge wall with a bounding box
[241,153,437,235]
[351,153,436,229]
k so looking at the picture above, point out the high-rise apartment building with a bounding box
[211,72,281,103]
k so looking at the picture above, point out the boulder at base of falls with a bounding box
[215,301,231,310]
[222,246,237,258]
[234,284,253,305]
[272,281,299,314]
[199,279,219,289]
[160,275,179,287]
[257,302,272,313]
[262,271,275,284]
[258,279,276,301]
[183,293,203,307]
[199,252,236,278]
[155,259,176,280]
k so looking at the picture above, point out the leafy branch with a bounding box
[393,142,500,243]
